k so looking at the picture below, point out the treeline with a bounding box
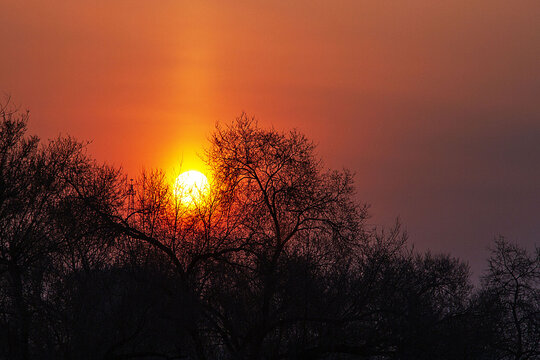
[0,105,538,360]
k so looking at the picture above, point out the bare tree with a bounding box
[0,103,124,359]
[480,237,540,360]
[103,114,368,359]
[0,104,81,359]
[199,114,367,359]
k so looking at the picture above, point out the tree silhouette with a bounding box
[0,105,91,359]
[100,115,367,359]
[200,115,366,358]
[0,103,126,359]
[479,237,539,360]
[1,105,539,359]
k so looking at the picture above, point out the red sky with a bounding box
[2,0,539,278]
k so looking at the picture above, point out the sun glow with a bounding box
[174,170,209,205]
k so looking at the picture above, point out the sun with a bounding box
[174,170,209,205]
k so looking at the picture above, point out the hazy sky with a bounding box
[2,0,539,278]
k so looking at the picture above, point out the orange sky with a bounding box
[2,0,539,278]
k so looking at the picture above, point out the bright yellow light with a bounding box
[174,170,209,205]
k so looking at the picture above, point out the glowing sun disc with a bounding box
[174,170,209,205]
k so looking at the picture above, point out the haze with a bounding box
[2,0,539,278]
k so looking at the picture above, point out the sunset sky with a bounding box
[2,0,539,278]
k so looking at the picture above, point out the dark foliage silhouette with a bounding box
[0,106,538,360]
